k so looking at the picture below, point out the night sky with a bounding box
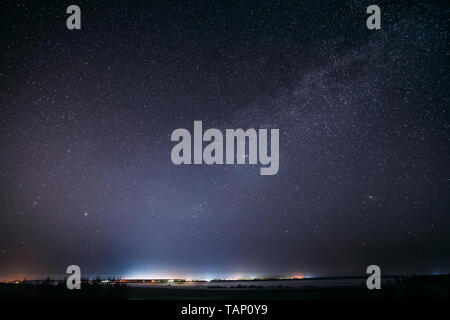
[1,0,449,280]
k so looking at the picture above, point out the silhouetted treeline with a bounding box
[1,274,449,300]
[0,279,131,300]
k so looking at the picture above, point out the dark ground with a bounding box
[1,275,449,300]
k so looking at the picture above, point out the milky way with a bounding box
[0,0,449,279]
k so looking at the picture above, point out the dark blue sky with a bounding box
[0,0,449,280]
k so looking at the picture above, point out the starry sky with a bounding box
[0,0,449,280]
